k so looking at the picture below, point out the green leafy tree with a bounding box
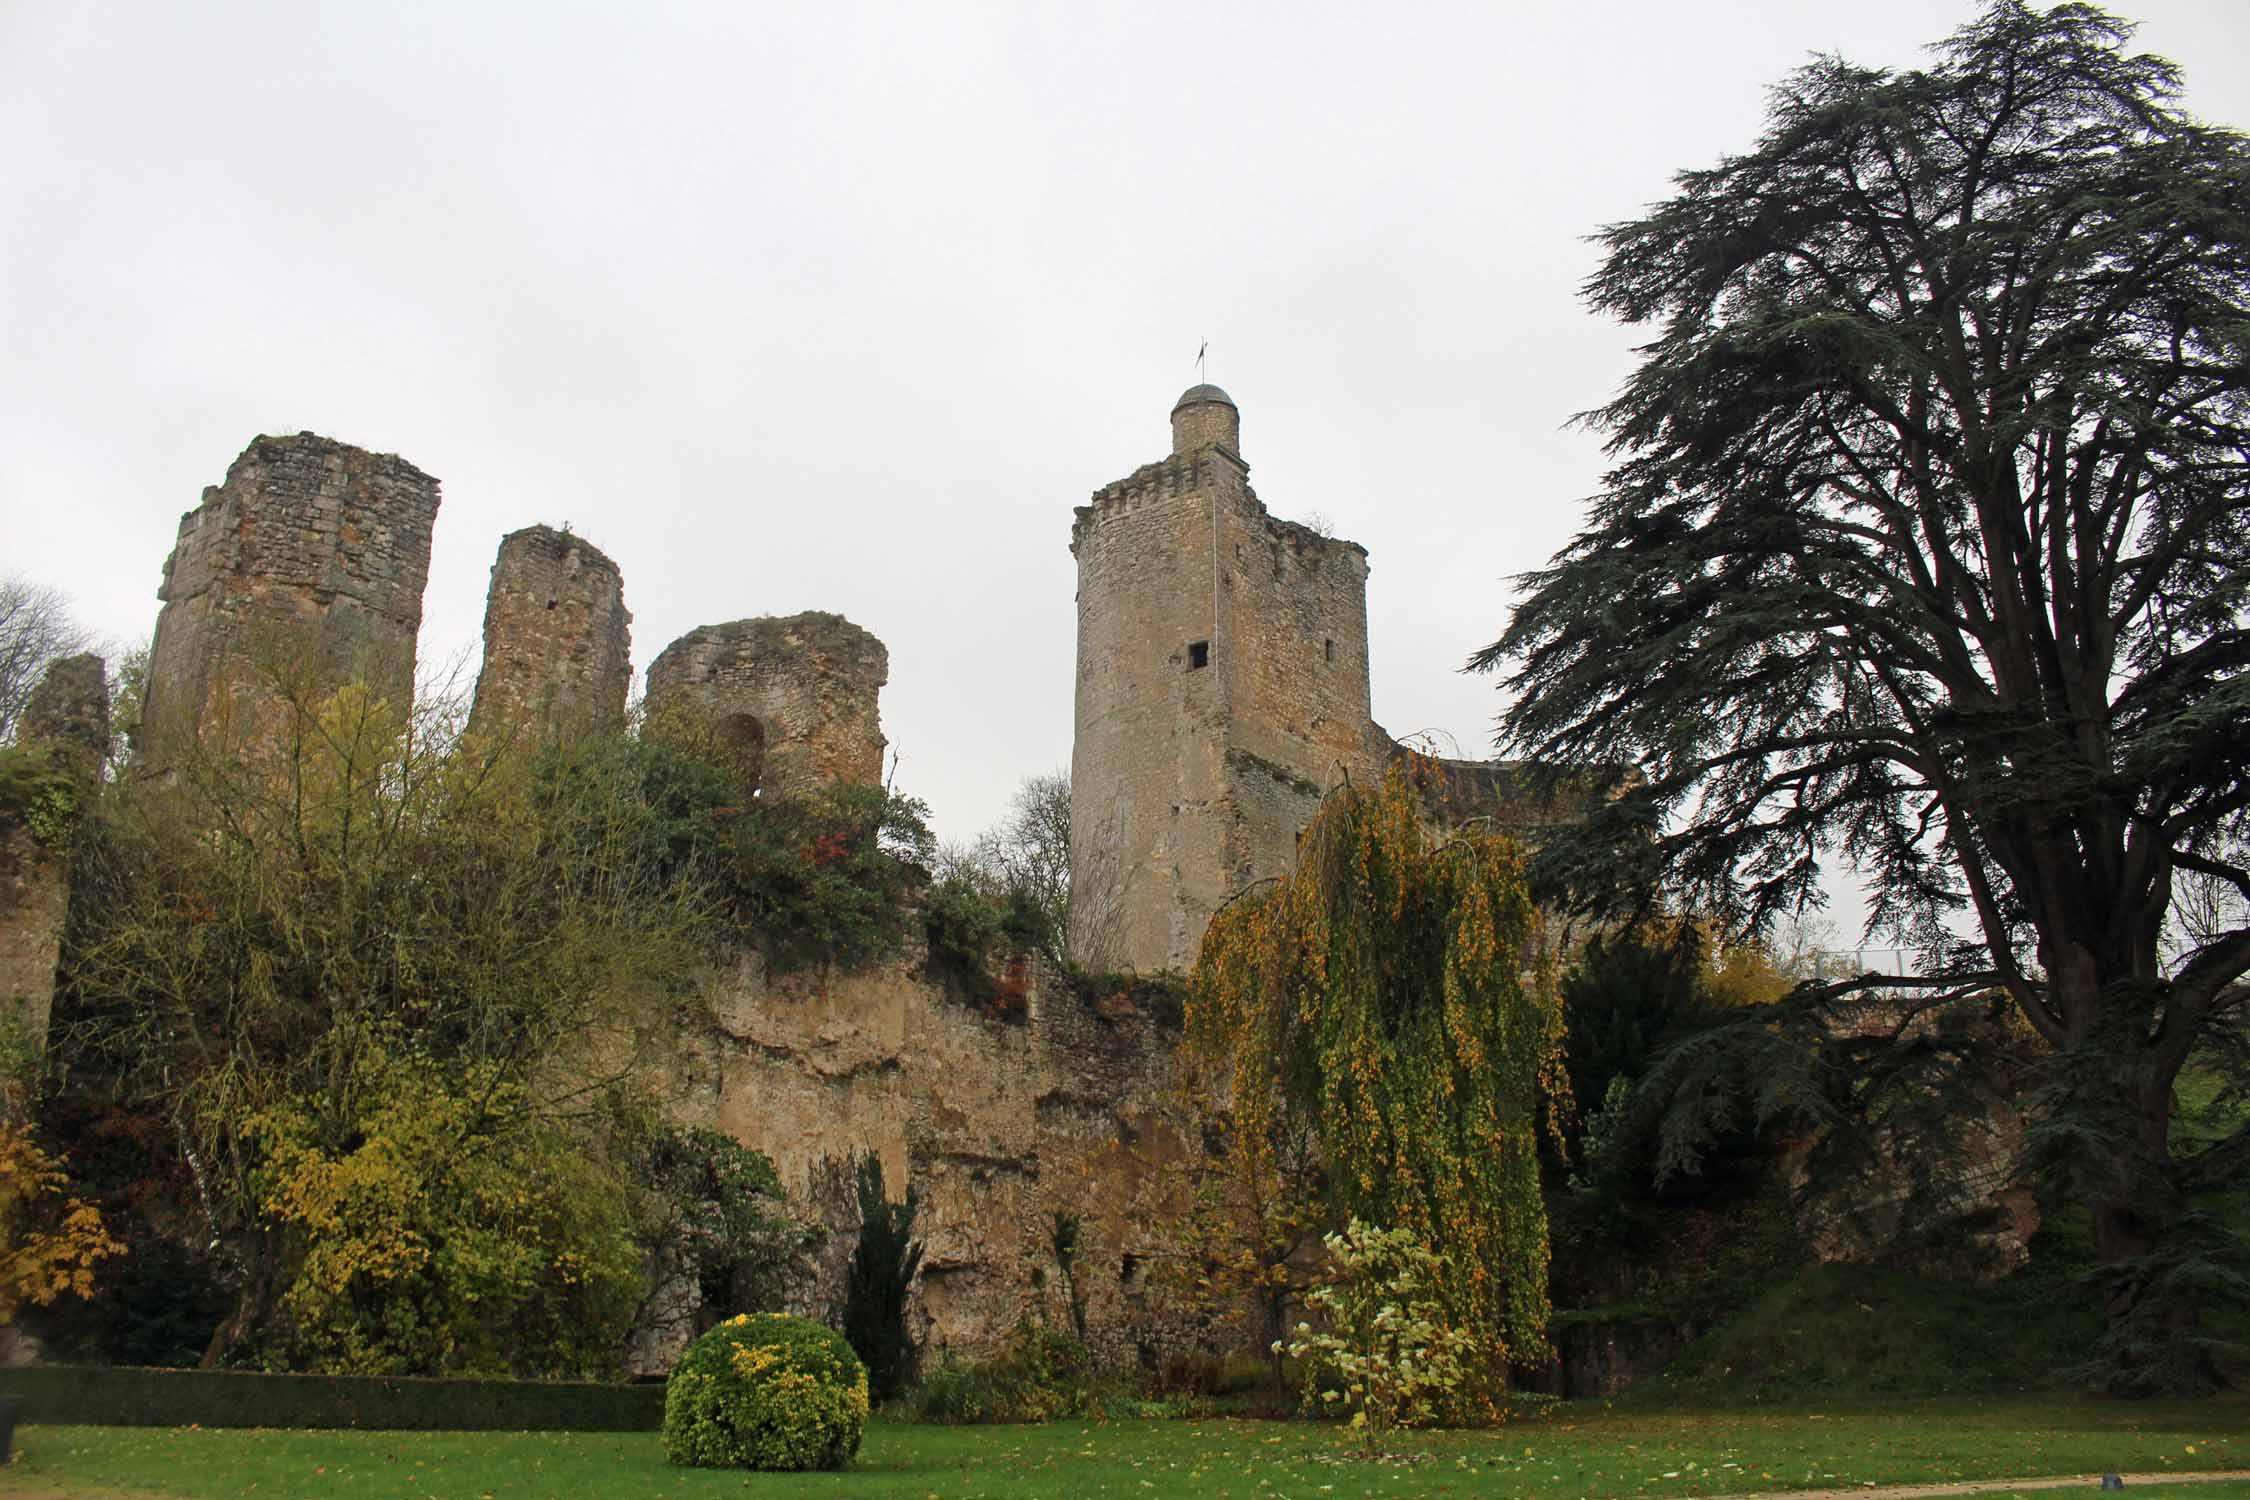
[57,663,717,1367]
[617,1113,820,1339]
[1189,764,1569,1396]
[931,770,1072,967]
[1276,1219,1474,1457]
[841,1152,922,1402]
[1477,2,2250,1391]
[246,1055,640,1377]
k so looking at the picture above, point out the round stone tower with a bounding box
[1068,387,1381,972]
[644,612,889,800]
[1170,383,1240,456]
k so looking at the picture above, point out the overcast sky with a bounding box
[5,0,2245,941]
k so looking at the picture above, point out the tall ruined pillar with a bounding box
[141,433,440,754]
[21,653,110,784]
[644,613,888,800]
[1067,386,1381,972]
[1,653,108,1055]
[468,525,632,744]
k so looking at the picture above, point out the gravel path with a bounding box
[1737,1473,2250,1500]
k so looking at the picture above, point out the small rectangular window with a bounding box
[1323,638,1335,663]
[1188,640,1210,670]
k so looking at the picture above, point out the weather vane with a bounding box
[1196,341,1207,383]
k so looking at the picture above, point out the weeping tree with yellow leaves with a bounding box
[1186,764,1570,1394]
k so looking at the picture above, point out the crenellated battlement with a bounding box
[1070,449,1252,552]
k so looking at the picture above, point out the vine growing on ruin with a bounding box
[1187,764,1569,1388]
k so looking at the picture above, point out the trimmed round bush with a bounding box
[661,1313,869,1471]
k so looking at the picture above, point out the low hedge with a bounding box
[0,1364,664,1431]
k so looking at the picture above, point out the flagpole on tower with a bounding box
[1196,341,1207,383]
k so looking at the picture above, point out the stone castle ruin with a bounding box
[645,612,889,798]
[4,389,1587,1368]
[141,434,441,752]
[0,653,108,1057]
[468,524,633,742]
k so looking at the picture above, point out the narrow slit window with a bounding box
[1188,640,1210,670]
[1323,638,1334,663]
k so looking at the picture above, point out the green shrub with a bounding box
[1156,1349,1273,1397]
[997,884,1056,957]
[0,744,78,847]
[719,784,935,973]
[661,1313,868,1471]
[922,877,1050,1020]
[923,875,1007,987]
[613,1108,820,1325]
[904,1322,1096,1424]
[903,1363,995,1424]
[0,1364,662,1430]
[1276,1219,1475,1453]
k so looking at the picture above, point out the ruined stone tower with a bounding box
[2,653,109,1055]
[1069,386,1383,971]
[468,525,632,743]
[644,612,888,799]
[142,433,440,750]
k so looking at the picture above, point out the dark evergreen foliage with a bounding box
[841,1152,922,1402]
[1558,922,1710,1118]
[621,1116,819,1326]
[719,783,936,972]
[1481,2,2250,1390]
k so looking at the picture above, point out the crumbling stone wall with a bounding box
[1069,386,1383,972]
[658,950,1195,1373]
[0,825,71,1058]
[142,433,439,752]
[1,654,108,1055]
[644,613,888,798]
[1389,750,1605,841]
[1790,996,2039,1278]
[468,525,632,743]
[21,654,110,785]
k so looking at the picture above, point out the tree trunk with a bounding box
[197,1236,277,1370]
[2084,1073,2216,1395]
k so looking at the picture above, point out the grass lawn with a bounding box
[9,1397,2249,1500]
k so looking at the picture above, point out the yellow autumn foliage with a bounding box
[0,1121,122,1325]
[1187,763,1569,1399]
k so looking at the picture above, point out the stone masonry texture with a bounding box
[21,652,110,785]
[662,949,1195,1374]
[644,612,888,798]
[0,821,67,1058]
[142,433,439,752]
[468,525,632,743]
[1069,386,1384,972]
[1,653,109,1055]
